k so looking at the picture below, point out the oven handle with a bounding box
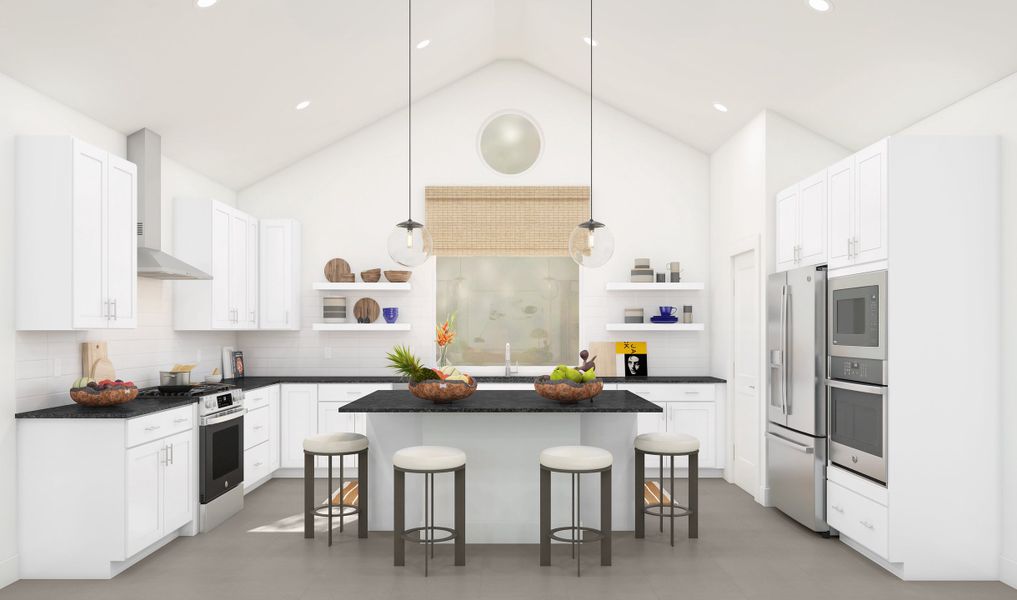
[825,379,887,396]
[201,408,246,427]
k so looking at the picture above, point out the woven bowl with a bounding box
[361,268,382,283]
[69,385,139,407]
[384,270,412,283]
[408,378,477,404]
[533,375,603,404]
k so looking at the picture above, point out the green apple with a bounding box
[582,368,596,382]
[566,367,584,383]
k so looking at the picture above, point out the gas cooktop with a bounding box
[137,383,237,398]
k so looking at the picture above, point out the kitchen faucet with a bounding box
[505,342,519,376]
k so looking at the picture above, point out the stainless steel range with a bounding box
[139,383,246,531]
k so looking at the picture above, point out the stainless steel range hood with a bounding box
[127,128,212,280]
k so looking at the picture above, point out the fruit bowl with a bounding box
[534,376,603,404]
[69,385,138,407]
[408,378,477,404]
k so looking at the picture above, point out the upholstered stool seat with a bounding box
[634,432,700,455]
[303,431,368,455]
[539,446,613,472]
[393,446,466,472]
[539,446,612,576]
[393,446,466,576]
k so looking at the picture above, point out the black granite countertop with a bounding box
[15,396,197,419]
[224,374,725,392]
[337,390,662,413]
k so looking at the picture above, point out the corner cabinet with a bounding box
[624,383,721,469]
[16,136,138,330]
[259,219,302,330]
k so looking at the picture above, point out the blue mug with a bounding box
[658,306,677,317]
[382,307,399,324]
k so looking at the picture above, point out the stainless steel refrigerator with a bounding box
[766,265,829,533]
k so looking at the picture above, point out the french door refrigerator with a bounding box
[766,265,829,533]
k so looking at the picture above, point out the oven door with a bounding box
[827,379,887,484]
[200,409,245,504]
[829,270,886,360]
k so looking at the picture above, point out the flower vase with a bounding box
[437,346,449,369]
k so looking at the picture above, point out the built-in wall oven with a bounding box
[827,270,888,484]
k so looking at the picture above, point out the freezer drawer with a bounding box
[766,424,828,533]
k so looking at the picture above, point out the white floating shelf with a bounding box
[312,323,412,332]
[312,282,412,292]
[605,323,705,332]
[605,282,705,291]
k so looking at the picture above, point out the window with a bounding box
[436,257,579,366]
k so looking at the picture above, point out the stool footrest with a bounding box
[549,525,605,545]
[312,504,360,519]
[643,502,692,519]
[401,525,458,544]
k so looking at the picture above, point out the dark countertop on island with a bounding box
[15,396,197,419]
[224,374,725,392]
[337,389,662,413]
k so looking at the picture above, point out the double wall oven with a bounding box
[827,270,888,484]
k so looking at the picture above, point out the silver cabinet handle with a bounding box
[253,425,264,430]
[173,418,189,424]
[104,299,110,319]
[860,520,874,530]
[254,461,263,468]
[112,298,118,320]
[144,425,161,432]
[831,504,844,513]
[250,310,256,322]
[161,448,169,466]
[168,443,174,465]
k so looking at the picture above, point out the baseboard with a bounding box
[1001,555,1017,589]
[0,554,17,589]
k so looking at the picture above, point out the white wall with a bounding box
[0,71,237,587]
[899,71,1017,588]
[237,60,711,375]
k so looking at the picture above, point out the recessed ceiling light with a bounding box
[807,0,833,12]
[295,100,311,111]
[583,36,599,47]
[712,102,729,113]
[195,0,217,7]
[416,39,431,49]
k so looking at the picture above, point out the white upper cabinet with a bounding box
[259,219,301,330]
[246,218,259,327]
[775,185,799,272]
[775,170,827,273]
[827,156,854,269]
[16,136,138,330]
[852,139,889,266]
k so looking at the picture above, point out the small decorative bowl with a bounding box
[533,376,603,404]
[361,268,382,283]
[382,307,399,324]
[408,378,477,404]
[384,270,412,283]
[69,385,138,407]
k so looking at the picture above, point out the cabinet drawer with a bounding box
[245,405,270,450]
[127,406,193,448]
[827,480,889,559]
[669,384,715,403]
[244,441,271,488]
[244,386,273,410]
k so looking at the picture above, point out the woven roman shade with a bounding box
[425,186,589,256]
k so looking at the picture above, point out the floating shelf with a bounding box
[312,323,412,332]
[312,282,412,292]
[605,323,705,332]
[605,282,705,291]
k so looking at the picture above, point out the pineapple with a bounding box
[386,345,440,383]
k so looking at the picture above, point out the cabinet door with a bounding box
[125,438,164,556]
[267,385,281,471]
[621,385,667,435]
[797,171,827,267]
[229,211,249,329]
[244,217,259,328]
[105,154,137,328]
[210,203,234,328]
[259,220,295,329]
[668,402,717,469]
[827,157,854,269]
[774,185,799,272]
[71,140,109,329]
[280,384,318,468]
[854,138,888,265]
[162,430,194,534]
[317,401,359,468]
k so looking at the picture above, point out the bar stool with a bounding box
[393,446,466,576]
[539,446,612,577]
[303,432,369,545]
[634,432,699,546]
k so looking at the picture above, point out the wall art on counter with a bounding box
[231,351,245,378]
[617,341,648,377]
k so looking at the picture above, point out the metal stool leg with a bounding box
[540,466,551,566]
[689,451,699,539]
[328,455,333,546]
[576,473,581,577]
[669,455,675,547]
[304,452,314,539]
[423,472,429,577]
[338,454,344,534]
[659,455,664,533]
[455,466,465,566]
[394,468,405,566]
[634,449,644,539]
[601,466,611,566]
[358,448,369,539]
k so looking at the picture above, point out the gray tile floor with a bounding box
[2,478,1015,600]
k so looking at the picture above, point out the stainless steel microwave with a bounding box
[829,270,887,362]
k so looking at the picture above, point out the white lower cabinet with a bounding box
[125,420,195,556]
[625,384,720,470]
[280,384,319,468]
[827,464,891,560]
[243,384,281,492]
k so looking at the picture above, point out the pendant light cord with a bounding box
[589,0,594,221]
[408,0,413,222]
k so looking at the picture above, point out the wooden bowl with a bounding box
[533,376,603,404]
[408,378,477,403]
[69,385,138,407]
[384,270,412,283]
[361,268,382,283]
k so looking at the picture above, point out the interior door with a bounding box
[827,157,854,269]
[229,211,249,329]
[162,430,193,533]
[797,171,827,266]
[125,438,164,556]
[210,204,233,328]
[71,140,108,329]
[854,139,888,265]
[785,268,825,436]
[774,185,799,272]
[245,217,259,328]
[732,250,760,495]
[105,154,137,328]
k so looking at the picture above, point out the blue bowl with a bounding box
[382,307,399,324]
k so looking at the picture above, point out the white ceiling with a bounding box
[2,0,1016,189]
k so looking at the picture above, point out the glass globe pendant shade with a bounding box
[387,219,433,267]
[568,219,614,268]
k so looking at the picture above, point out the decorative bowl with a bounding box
[382,307,399,324]
[533,375,603,404]
[384,270,412,283]
[69,385,138,407]
[361,268,382,283]
[408,378,477,404]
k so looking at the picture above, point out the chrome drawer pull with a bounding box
[254,461,263,468]
[253,425,264,430]
[173,418,189,424]
[144,425,161,432]
[859,520,874,530]
[831,504,844,513]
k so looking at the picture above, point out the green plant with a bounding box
[386,345,440,383]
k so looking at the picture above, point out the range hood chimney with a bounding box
[127,129,212,280]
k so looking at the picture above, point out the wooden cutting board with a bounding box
[81,341,115,380]
[323,258,351,282]
[587,341,617,377]
[353,298,380,323]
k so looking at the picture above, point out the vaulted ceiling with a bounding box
[2,0,1016,189]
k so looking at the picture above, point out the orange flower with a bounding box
[435,315,457,347]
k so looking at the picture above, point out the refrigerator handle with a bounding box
[780,285,789,415]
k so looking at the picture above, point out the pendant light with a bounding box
[387,0,433,267]
[568,0,614,268]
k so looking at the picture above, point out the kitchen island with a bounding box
[339,389,660,543]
